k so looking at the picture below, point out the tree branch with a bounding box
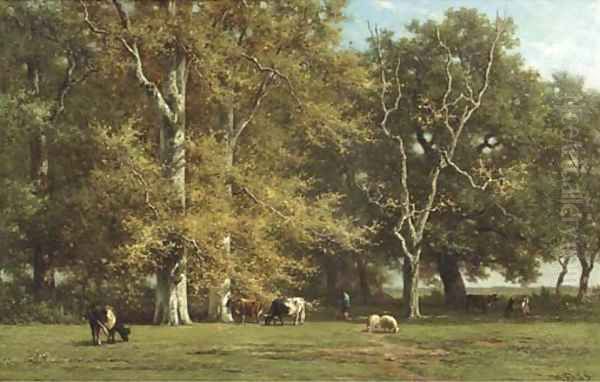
[241,53,302,109]
[240,186,291,222]
[441,150,494,190]
[80,0,176,123]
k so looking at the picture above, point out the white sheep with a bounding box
[379,315,399,333]
[366,314,381,332]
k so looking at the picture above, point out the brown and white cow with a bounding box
[263,297,306,326]
[504,295,531,317]
[227,297,264,324]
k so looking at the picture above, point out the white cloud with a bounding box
[373,0,396,10]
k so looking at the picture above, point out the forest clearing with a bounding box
[2,0,600,380]
[1,299,599,381]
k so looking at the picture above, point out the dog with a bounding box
[87,305,130,345]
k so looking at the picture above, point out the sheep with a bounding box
[366,314,381,332]
[379,315,399,333]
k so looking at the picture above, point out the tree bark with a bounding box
[152,44,192,325]
[436,252,466,308]
[27,60,55,300]
[207,104,236,322]
[325,256,339,304]
[555,257,570,296]
[355,256,370,304]
[576,262,593,303]
[402,256,421,319]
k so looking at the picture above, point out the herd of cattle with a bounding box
[85,294,532,345]
[466,294,531,316]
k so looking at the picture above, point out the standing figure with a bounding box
[340,290,351,320]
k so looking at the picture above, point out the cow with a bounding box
[504,295,531,317]
[108,319,131,343]
[465,294,499,313]
[263,297,306,326]
[228,297,264,324]
[87,305,130,345]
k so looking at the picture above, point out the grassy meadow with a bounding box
[1,303,599,381]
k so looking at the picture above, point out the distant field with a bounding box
[384,285,581,298]
[1,311,598,381]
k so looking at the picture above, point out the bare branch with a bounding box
[233,71,276,144]
[50,50,78,122]
[111,0,130,30]
[79,1,108,35]
[241,53,302,109]
[369,24,418,244]
[241,186,291,222]
[393,217,415,261]
[128,162,160,220]
[369,25,403,139]
[80,0,176,122]
[441,150,494,190]
[436,28,457,141]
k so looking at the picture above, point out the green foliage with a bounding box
[1,0,598,319]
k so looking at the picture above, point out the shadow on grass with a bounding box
[70,339,130,347]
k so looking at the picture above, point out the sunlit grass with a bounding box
[1,315,598,380]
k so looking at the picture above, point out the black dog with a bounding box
[87,305,130,345]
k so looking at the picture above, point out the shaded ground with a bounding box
[0,316,598,381]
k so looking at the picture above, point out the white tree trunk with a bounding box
[152,44,192,325]
[208,105,236,322]
[402,254,421,319]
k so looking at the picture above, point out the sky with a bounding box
[342,0,600,90]
[341,0,600,287]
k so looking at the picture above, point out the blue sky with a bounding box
[342,0,600,90]
[342,1,600,287]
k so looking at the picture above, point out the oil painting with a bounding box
[0,0,598,380]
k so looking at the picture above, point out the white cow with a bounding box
[284,297,306,325]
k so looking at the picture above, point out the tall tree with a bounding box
[81,0,196,325]
[365,10,509,318]
[0,0,93,299]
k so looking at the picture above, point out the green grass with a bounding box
[1,314,598,381]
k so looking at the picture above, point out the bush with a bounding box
[0,282,81,324]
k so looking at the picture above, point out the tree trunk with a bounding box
[355,256,370,304]
[402,256,421,319]
[152,45,192,326]
[576,263,593,303]
[436,252,466,308]
[207,104,236,322]
[555,257,570,296]
[325,256,339,304]
[27,61,54,300]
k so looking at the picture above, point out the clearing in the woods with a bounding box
[0,315,598,381]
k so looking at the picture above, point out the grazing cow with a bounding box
[366,314,381,332]
[228,297,264,324]
[264,297,306,326]
[87,305,130,345]
[465,294,499,313]
[504,295,531,317]
[108,319,131,343]
[379,315,399,333]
